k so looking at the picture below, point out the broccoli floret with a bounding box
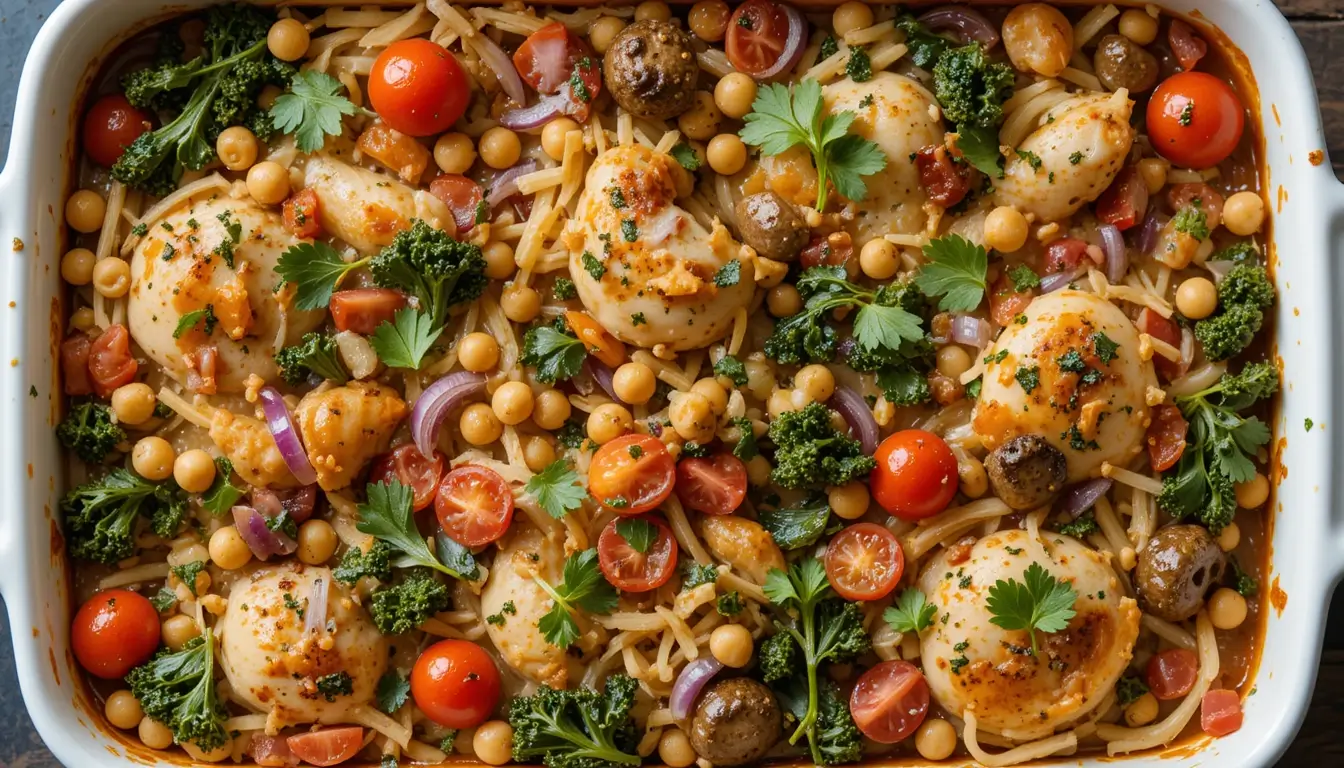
[1115,675,1150,707]
[932,44,1015,129]
[63,469,186,564]
[1193,303,1263,362]
[680,562,720,592]
[57,402,126,463]
[367,569,451,635]
[509,674,641,768]
[369,219,487,327]
[274,331,349,386]
[315,672,354,702]
[759,631,799,683]
[1218,264,1275,310]
[1213,241,1260,264]
[1057,511,1099,538]
[763,310,839,365]
[333,539,394,585]
[768,402,876,489]
[895,14,952,69]
[815,681,863,765]
[126,629,229,751]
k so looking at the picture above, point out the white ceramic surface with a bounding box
[0,1,1338,766]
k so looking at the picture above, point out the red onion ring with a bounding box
[754,4,808,80]
[583,357,625,404]
[472,34,526,104]
[232,505,298,561]
[1137,209,1165,256]
[258,386,318,486]
[1040,267,1084,294]
[304,575,329,636]
[1098,223,1128,284]
[410,371,487,458]
[917,5,1000,48]
[949,314,990,348]
[499,93,568,131]
[1056,478,1113,520]
[485,158,540,209]
[670,657,724,720]
[831,386,879,455]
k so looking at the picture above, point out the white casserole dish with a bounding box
[0,1,1338,765]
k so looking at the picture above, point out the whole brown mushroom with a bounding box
[1135,524,1227,622]
[688,677,782,766]
[603,20,699,120]
[1093,34,1160,93]
[984,435,1068,510]
[734,191,810,261]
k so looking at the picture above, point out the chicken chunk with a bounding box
[209,407,296,489]
[700,516,785,584]
[293,382,407,490]
[302,154,454,253]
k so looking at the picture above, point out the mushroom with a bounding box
[984,435,1069,510]
[602,20,699,120]
[689,678,782,766]
[1135,524,1227,622]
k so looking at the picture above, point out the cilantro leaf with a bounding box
[535,549,618,648]
[524,460,587,519]
[274,241,370,311]
[914,234,989,312]
[615,519,658,553]
[375,671,411,714]
[370,308,442,370]
[985,562,1077,656]
[358,480,477,580]
[269,70,359,153]
[883,588,937,634]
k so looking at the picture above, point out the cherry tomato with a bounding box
[1146,404,1189,472]
[988,274,1034,326]
[588,434,676,514]
[430,174,485,234]
[825,523,904,601]
[676,453,748,516]
[1095,166,1149,231]
[435,465,515,546]
[411,639,501,729]
[915,144,970,207]
[1201,689,1244,737]
[871,430,958,520]
[282,187,322,239]
[330,289,408,335]
[83,94,152,168]
[1137,308,1187,381]
[370,445,446,511]
[369,39,471,136]
[565,310,625,369]
[597,514,679,592]
[1147,72,1245,170]
[849,660,931,744]
[726,0,793,76]
[71,589,160,679]
[800,233,854,269]
[513,23,601,120]
[1147,648,1200,700]
[285,727,363,767]
[61,333,93,396]
[1167,183,1225,227]
[1168,19,1208,72]
[88,324,138,399]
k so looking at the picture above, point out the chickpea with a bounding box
[246,161,291,205]
[613,362,658,405]
[459,332,501,372]
[744,359,775,401]
[936,345,973,379]
[1118,9,1160,45]
[670,392,716,443]
[677,92,722,142]
[709,624,753,667]
[173,449,217,493]
[65,189,105,233]
[1209,587,1248,630]
[111,382,156,426]
[542,117,580,162]
[105,690,144,730]
[258,84,283,110]
[492,381,536,425]
[766,284,802,317]
[745,455,773,486]
[855,238,897,280]
[689,0,730,42]
[1137,157,1169,195]
[588,403,634,444]
[1002,4,1073,77]
[984,206,1030,252]
[767,388,796,420]
[532,389,573,431]
[714,73,758,120]
[215,125,259,171]
[915,719,957,761]
[297,519,339,565]
[501,283,542,323]
[1217,521,1241,552]
[183,739,232,763]
[267,18,310,61]
[161,614,201,651]
[61,248,96,285]
[1176,277,1218,320]
[828,482,870,520]
[1124,692,1160,727]
[71,307,96,332]
[1223,191,1265,236]
[832,2,874,37]
[958,455,989,498]
[658,728,697,768]
[483,240,517,280]
[433,132,477,175]
[795,364,836,403]
[589,17,627,54]
[479,127,521,170]
[1236,472,1270,509]
[691,378,728,416]
[208,526,253,571]
[132,437,176,481]
[706,134,747,176]
[139,717,175,750]
[473,721,514,766]
[523,436,557,472]
[461,403,504,446]
[635,1,671,23]
[92,258,132,299]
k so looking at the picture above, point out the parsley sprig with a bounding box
[914,234,989,312]
[370,308,442,370]
[985,563,1077,656]
[523,460,587,519]
[769,265,924,359]
[357,481,477,580]
[269,70,361,153]
[883,588,937,634]
[536,549,618,649]
[274,241,370,311]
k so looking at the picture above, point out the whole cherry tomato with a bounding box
[871,429,959,520]
[83,94,152,167]
[72,589,160,679]
[370,444,445,511]
[411,640,501,729]
[1147,72,1245,170]
[369,39,471,136]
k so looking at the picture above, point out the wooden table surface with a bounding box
[2,1,1343,766]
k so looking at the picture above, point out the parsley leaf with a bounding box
[375,671,411,714]
[954,125,1004,179]
[581,251,606,280]
[1015,148,1043,172]
[521,323,587,384]
[1008,264,1040,292]
[370,308,442,370]
[670,142,701,171]
[173,305,218,339]
[199,457,245,516]
[615,518,658,553]
[730,416,759,461]
[713,355,749,386]
[713,259,741,287]
[985,563,1077,656]
[535,549,618,648]
[914,234,989,312]
[883,588,937,634]
[274,241,370,311]
[523,460,587,519]
[269,70,360,153]
[149,587,178,613]
[1092,331,1120,364]
[358,480,477,580]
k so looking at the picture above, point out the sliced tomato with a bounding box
[725,0,793,77]
[370,445,445,511]
[676,453,748,516]
[588,434,676,514]
[512,23,600,121]
[989,274,1033,326]
[915,144,970,207]
[1168,19,1208,72]
[1137,307,1187,381]
[83,94,152,168]
[1201,689,1244,737]
[825,523,904,601]
[411,639,501,729]
[565,310,625,369]
[282,188,322,239]
[72,589,160,679]
[61,333,93,396]
[597,514,679,592]
[849,660,931,744]
[1147,404,1189,472]
[285,727,363,767]
[1096,166,1149,231]
[369,39,471,136]
[429,174,485,234]
[1147,648,1199,700]
[88,324,138,398]
[1147,72,1245,170]
[435,465,515,546]
[800,233,854,269]
[330,289,408,335]
[1167,183,1225,228]
[872,430,958,521]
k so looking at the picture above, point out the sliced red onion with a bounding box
[232,505,298,561]
[918,5,1000,48]
[584,357,624,404]
[1040,267,1084,294]
[258,386,318,486]
[472,34,525,104]
[949,314,990,348]
[1205,260,1236,283]
[1056,478,1113,520]
[754,4,807,79]
[831,386,878,455]
[485,158,540,209]
[499,93,568,131]
[1137,209,1163,256]
[304,575,329,636]
[410,371,487,458]
[670,657,724,720]
[1098,223,1127,284]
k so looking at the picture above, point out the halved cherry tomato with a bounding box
[597,514,679,592]
[1147,648,1199,700]
[989,274,1033,326]
[330,289,408,335]
[872,429,958,521]
[1147,72,1245,170]
[285,727,363,767]
[676,453,748,516]
[88,324,138,398]
[1137,308,1187,381]
[726,0,793,77]
[370,445,446,511]
[429,174,485,234]
[71,589,160,679]
[849,660,931,744]
[1096,166,1149,231]
[83,94,152,168]
[825,523,904,601]
[565,310,625,369]
[61,333,93,396]
[435,465,515,546]
[282,188,322,239]
[1201,689,1244,737]
[915,144,970,207]
[513,23,601,120]
[369,39,471,136]
[411,639,501,729]
[588,434,676,514]
[1168,19,1208,72]
[1147,404,1189,472]
[1167,183,1225,228]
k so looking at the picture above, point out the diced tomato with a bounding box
[513,22,601,120]
[61,333,93,396]
[282,188,322,239]
[330,289,408,334]
[72,590,160,679]
[825,523,904,601]
[725,0,793,77]
[285,727,363,767]
[371,445,445,511]
[1167,183,1225,228]
[676,453,748,516]
[1147,648,1199,700]
[357,123,430,185]
[989,274,1033,326]
[849,661,931,744]
[915,144,970,207]
[1137,308,1187,380]
[1044,237,1089,274]
[88,324,138,398]
[1096,166,1149,231]
[185,344,218,395]
[871,430,958,521]
[597,514,679,592]
[800,232,854,269]
[83,94,152,168]
[1168,19,1208,72]
[248,735,298,767]
[588,434,676,514]
[565,310,625,369]
[429,174,485,234]
[1201,689,1244,737]
[1147,404,1189,472]
[435,465,515,546]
